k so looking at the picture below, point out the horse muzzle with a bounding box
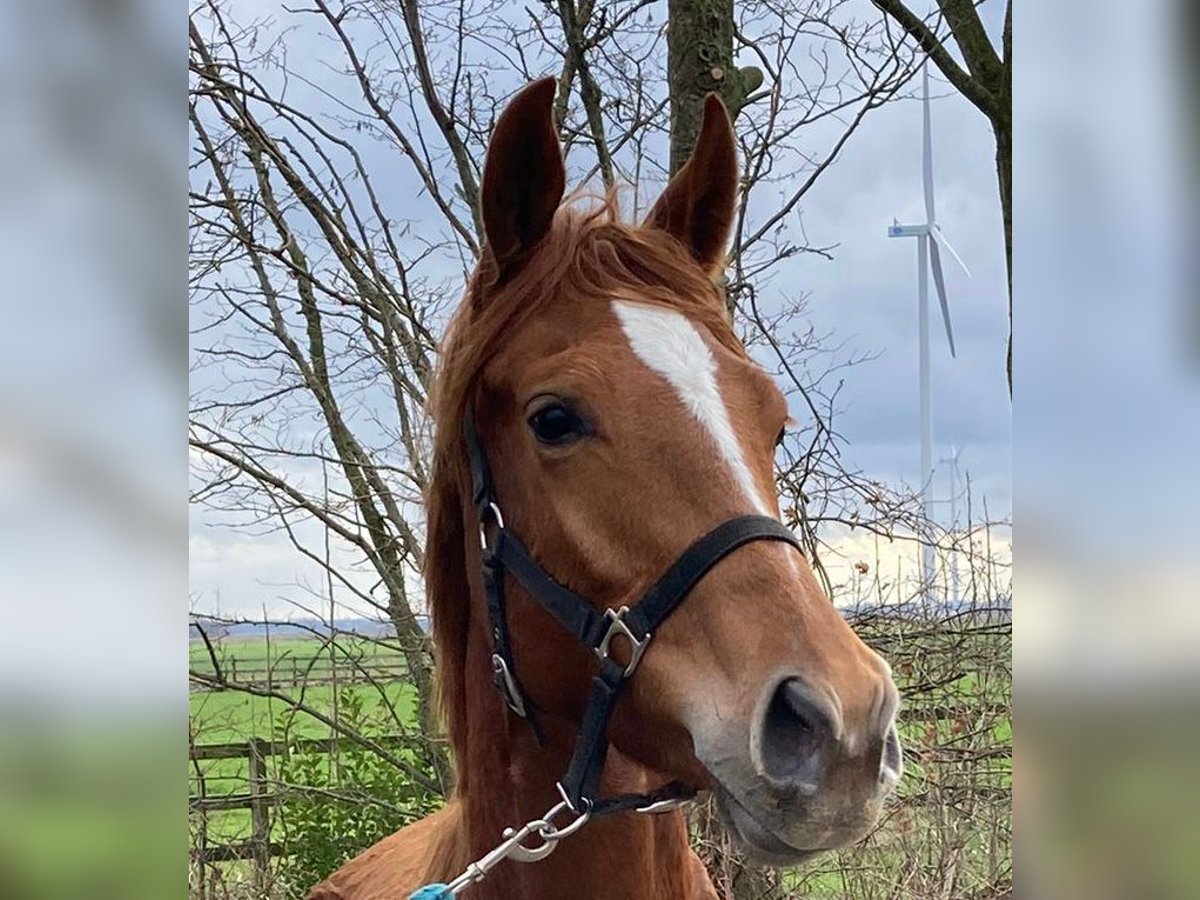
[696,674,904,864]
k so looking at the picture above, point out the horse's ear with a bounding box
[644,94,739,273]
[480,78,565,281]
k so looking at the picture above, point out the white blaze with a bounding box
[612,300,771,516]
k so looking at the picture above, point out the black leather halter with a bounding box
[464,411,803,816]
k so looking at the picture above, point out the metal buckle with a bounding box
[595,606,650,677]
[636,794,692,814]
[478,500,505,551]
[491,653,527,718]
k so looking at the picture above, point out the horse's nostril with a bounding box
[760,678,833,785]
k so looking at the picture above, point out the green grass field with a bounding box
[190,634,405,665]
[190,634,409,683]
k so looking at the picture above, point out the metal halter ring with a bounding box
[478,501,505,551]
[539,799,593,842]
[554,781,595,818]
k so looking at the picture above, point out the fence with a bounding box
[189,656,410,690]
[189,734,411,890]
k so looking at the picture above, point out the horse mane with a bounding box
[423,194,746,792]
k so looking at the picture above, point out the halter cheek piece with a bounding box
[464,412,804,816]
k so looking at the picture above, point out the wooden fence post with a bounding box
[247,737,270,890]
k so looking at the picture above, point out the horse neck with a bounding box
[446,581,697,899]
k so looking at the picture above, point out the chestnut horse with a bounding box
[309,79,903,900]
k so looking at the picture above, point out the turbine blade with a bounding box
[930,224,971,277]
[929,239,957,358]
[923,64,935,225]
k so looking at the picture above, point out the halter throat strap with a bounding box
[463,411,803,813]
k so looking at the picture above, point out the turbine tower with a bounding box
[939,444,965,601]
[888,63,970,599]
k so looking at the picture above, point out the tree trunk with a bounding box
[666,0,760,175]
[1001,0,1012,394]
[994,114,1011,392]
[666,0,761,318]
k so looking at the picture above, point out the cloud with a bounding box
[189,525,393,621]
[820,521,1012,607]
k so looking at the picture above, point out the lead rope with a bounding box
[408,786,591,898]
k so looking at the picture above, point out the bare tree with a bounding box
[188,0,1007,894]
[189,0,923,727]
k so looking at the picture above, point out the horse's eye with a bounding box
[528,404,584,445]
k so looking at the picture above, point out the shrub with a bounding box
[272,689,443,896]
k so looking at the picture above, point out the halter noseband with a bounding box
[464,411,803,817]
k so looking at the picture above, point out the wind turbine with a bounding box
[939,444,965,601]
[887,63,970,599]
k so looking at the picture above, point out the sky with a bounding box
[779,57,1011,519]
[189,0,1012,620]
